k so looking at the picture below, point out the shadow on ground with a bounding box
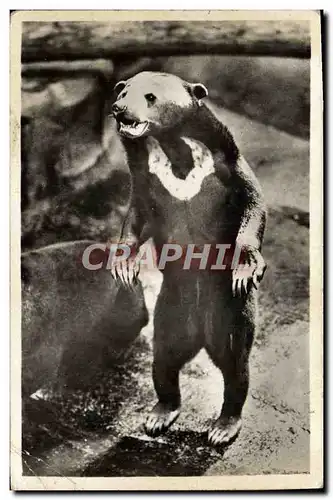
[83,431,228,477]
[22,336,151,474]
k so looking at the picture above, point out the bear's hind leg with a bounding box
[205,298,255,447]
[144,359,184,437]
[145,281,201,437]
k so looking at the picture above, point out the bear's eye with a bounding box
[145,93,156,104]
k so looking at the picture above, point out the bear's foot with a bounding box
[144,402,180,437]
[208,416,242,447]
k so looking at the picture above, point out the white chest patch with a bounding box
[146,136,215,201]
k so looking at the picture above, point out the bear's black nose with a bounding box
[112,102,127,115]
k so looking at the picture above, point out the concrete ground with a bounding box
[22,105,310,478]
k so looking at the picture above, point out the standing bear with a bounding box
[111,71,267,447]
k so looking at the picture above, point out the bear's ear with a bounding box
[189,83,208,101]
[114,80,127,94]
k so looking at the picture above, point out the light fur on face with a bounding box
[113,72,200,136]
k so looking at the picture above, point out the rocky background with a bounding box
[20,20,311,478]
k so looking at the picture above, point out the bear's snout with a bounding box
[112,102,127,115]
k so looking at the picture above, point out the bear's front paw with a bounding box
[111,258,140,288]
[232,247,266,297]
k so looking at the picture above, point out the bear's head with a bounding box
[112,71,208,139]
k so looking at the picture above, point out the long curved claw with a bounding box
[119,261,126,288]
[129,260,139,289]
[244,276,249,295]
[239,279,245,297]
[129,264,136,290]
[237,278,242,297]
[232,277,238,297]
[112,263,122,285]
[124,260,132,289]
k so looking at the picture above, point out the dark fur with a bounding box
[115,82,266,444]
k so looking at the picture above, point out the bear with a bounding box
[111,71,267,447]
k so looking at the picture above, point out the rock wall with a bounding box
[162,56,310,139]
[21,75,132,250]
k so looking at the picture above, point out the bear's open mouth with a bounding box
[116,117,148,138]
